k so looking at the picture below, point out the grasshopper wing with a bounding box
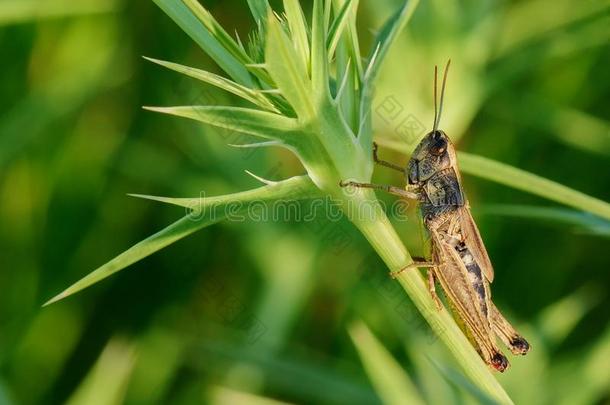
[458,206,494,282]
[430,228,508,371]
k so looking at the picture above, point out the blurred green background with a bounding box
[1,0,609,404]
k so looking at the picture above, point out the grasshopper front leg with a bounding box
[372,142,406,173]
[339,180,420,200]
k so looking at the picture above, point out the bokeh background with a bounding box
[1,0,609,404]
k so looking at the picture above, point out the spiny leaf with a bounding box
[182,0,273,86]
[152,0,253,86]
[181,0,253,70]
[283,0,310,72]
[228,140,284,149]
[323,0,332,32]
[327,0,355,60]
[44,176,318,305]
[247,0,270,27]
[144,57,279,112]
[331,0,361,133]
[359,0,419,150]
[334,58,352,102]
[332,0,363,78]
[265,10,314,118]
[129,175,318,209]
[143,106,300,142]
[310,0,330,95]
[334,50,359,132]
[363,0,419,85]
[44,215,213,306]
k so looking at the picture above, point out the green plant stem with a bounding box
[347,190,514,405]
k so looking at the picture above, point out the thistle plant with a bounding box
[43,1,610,403]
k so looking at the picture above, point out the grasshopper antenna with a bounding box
[433,59,451,133]
[432,65,438,132]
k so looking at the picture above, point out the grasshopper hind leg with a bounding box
[491,302,531,355]
[389,258,443,310]
[491,352,510,372]
[427,269,443,310]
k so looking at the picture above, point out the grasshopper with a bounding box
[341,61,530,371]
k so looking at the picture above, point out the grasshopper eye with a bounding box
[430,145,446,156]
[429,133,447,156]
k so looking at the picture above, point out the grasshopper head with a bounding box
[407,130,457,185]
[409,61,457,185]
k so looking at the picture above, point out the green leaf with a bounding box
[153,0,254,86]
[552,324,610,405]
[496,0,610,56]
[332,0,361,132]
[144,57,279,112]
[247,0,271,62]
[310,0,330,95]
[247,0,270,25]
[348,321,426,405]
[430,361,498,405]
[180,0,275,87]
[65,339,136,405]
[44,215,214,306]
[143,106,299,142]
[323,0,332,32]
[181,0,254,69]
[499,94,610,158]
[327,0,354,60]
[44,176,318,305]
[458,152,610,221]
[363,0,419,85]
[265,10,314,118]
[283,0,310,73]
[332,0,363,79]
[359,0,419,150]
[476,204,610,237]
[334,48,359,132]
[130,175,318,209]
[153,0,253,86]
[538,286,600,346]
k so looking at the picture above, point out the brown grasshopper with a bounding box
[341,61,529,371]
